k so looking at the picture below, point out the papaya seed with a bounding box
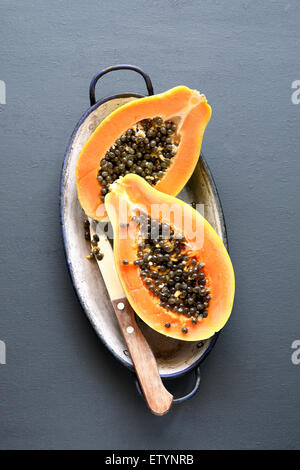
[97,118,180,201]
[132,212,210,323]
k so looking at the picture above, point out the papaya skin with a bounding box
[76,86,211,220]
[105,174,235,341]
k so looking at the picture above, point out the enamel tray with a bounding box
[60,65,228,403]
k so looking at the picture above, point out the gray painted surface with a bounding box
[0,0,299,450]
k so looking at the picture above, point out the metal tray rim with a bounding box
[60,92,227,379]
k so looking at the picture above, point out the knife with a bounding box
[88,218,173,415]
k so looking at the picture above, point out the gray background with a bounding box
[0,0,299,450]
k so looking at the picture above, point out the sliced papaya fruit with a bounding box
[105,174,235,341]
[76,86,211,220]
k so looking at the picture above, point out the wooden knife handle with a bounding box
[112,297,173,416]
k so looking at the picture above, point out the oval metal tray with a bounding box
[60,65,228,401]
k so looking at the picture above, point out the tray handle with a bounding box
[89,64,154,106]
[135,366,201,405]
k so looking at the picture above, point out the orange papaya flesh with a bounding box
[105,174,235,341]
[76,86,211,220]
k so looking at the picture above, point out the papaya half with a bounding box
[76,86,211,220]
[105,174,235,341]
